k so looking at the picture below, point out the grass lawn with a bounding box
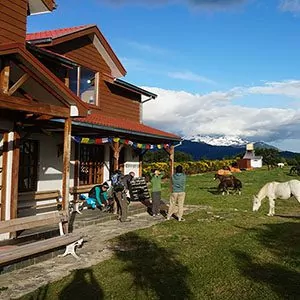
[21,167,300,300]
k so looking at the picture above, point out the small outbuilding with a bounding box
[237,143,263,169]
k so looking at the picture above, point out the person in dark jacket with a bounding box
[113,171,135,222]
[85,182,109,209]
[167,165,186,221]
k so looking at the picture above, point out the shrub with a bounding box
[143,159,235,178]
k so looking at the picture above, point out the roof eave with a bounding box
[114,79,157,99]
[26,43,78,68]
[70,120,181,142]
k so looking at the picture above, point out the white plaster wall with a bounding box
[103,144,110,182]
[27,133,75,192]
[251,159,262,168]
[124,146,139,176]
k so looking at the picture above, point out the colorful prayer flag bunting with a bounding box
[72,136,171,149]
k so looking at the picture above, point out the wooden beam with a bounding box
[10,131,20,220]
[164,146,174,191]
[35,115,54,121]
[62,118,72,233]
[17,62,70,107]
[110,141,124,171]
[0,58,10,94]
[0,133,8,221]
[0,94,70,118]
[41,0,56,11]
[8,73,30,96]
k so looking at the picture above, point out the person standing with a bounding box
[122,171,135,200]
[167,165,186,221]
[150,169,164,217]
[112,170,135,222]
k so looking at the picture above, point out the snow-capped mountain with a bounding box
[184,135,249,147]
[177,135,283,160]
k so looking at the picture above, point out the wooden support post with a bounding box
[139,157,143,177]
[8,73,30,96]
[10,131,20,220]
[110,140,124,171]
[0,59,10,94]
[62,118,72,233]
[135,149,148,177]
[164,146,174,191]
[1,133,9,221]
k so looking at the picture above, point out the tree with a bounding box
[143,150,193,163]
[255,148,280,167]
[175,151,193,162]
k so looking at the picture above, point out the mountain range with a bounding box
[176,136,299,160]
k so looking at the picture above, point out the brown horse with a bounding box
[214,174,242,195]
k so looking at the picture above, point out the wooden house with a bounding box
[0,0,180,231]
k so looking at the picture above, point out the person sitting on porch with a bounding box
[84,182,110,210]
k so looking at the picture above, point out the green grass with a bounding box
[20,167,300,300]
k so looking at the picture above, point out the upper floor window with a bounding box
[69,66,98,105]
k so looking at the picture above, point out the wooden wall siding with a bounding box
[98,81,140,122]
[50,37,111,73]
[0,0,27,44]
[51,37,141,122]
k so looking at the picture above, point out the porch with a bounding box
[0,201,150,274]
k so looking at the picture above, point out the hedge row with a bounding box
[142,159,235,178]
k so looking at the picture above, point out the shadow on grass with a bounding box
[274,214,300,219]
[24,268,103,300]
[207,187,220,195]
[26,284,49,300]
[114,232,194,299]
[59,268,104,300]
[233,222,300,299]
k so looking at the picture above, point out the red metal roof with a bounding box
[26,25,94,41]
[76,114,181,140]
[26,24,127,77]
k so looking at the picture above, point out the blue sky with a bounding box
[28,0,300,152]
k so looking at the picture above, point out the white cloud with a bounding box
[167,71,216,84]
[279,0,300,13]
[141,80,300,146]
[127,41,171,55]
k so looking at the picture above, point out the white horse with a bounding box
[253,179,300,216]
[277,162,284,168]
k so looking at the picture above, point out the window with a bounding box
[69,67,78,95]
[69,66,98,105]
[79,144,104,185]
[18,140,39,192]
